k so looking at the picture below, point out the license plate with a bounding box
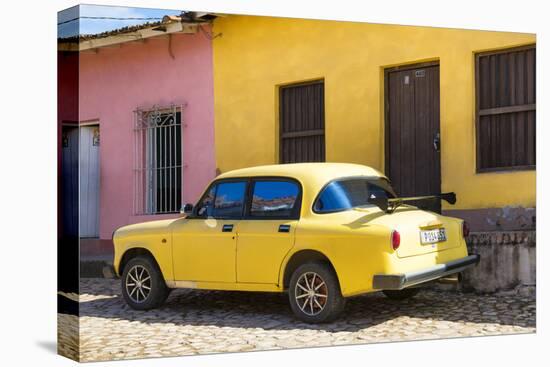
[420,228,447,244]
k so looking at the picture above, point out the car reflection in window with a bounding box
[250,181,299,217]
[212,181,247,218]
[196,186,215,217]
[196,181,247,218]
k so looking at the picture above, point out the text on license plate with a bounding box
[420,228,447,244]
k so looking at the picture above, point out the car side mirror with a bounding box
[368,194,388,212]
[180,203,194,215]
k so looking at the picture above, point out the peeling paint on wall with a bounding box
[462,231,536,293]
[443,207,536,232]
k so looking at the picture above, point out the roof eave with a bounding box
[58,19,203,52]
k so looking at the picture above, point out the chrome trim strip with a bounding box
[165,280,197,289]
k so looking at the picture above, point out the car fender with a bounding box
[278,221,393,297]
[113,233,175,281]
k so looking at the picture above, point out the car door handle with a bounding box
[278,224,291,233]
[222,224,234,232]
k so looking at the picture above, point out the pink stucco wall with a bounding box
[79,32,216,239]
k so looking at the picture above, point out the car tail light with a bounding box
[462,221,470,238]
[391,230,400,250]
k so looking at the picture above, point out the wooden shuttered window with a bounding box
[279,80,326,163]
[475,45,536,172]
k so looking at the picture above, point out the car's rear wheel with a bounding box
[121,256,169,310]
[382,288,420,300]
[288,262,345,323]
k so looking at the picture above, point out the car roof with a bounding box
[217,163,386,185]
[214,163,388,217]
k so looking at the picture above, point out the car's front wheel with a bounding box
[121,256,170,310]
[288,262,346,323]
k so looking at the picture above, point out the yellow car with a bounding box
[113,163,479,323]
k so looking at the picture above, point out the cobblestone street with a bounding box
[58,278,536,362]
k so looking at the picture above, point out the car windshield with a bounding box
[314,177,397,213]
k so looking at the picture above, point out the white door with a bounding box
[79,125,100,238]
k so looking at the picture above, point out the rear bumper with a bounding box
[373,254,480,290]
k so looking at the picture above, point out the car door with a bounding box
[235,178,301,284]
[171,180,247,283]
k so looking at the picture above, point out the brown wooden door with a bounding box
[385,64,441,212]
[279,80,325,163]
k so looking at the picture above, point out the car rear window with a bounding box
[314,178,395,213]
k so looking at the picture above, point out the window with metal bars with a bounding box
[475,45,536,172]
[134,105,182,215]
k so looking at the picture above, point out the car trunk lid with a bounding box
[365,205,463,258]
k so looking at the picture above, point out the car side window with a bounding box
[250,180,300,218]
[212,181,247,218]
[195,181,247,218]
[195,185,216,217]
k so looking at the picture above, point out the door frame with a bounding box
[79,123,101,238]
[383,60,441,189]
[60,123,79,238]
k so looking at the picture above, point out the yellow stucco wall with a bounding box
[211,15,536,210]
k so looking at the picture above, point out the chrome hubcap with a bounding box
[125,265,151,303]
[295,272,328,316]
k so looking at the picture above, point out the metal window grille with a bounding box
[134,105,183,215]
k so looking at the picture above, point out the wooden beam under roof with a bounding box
[58,21,199,52]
